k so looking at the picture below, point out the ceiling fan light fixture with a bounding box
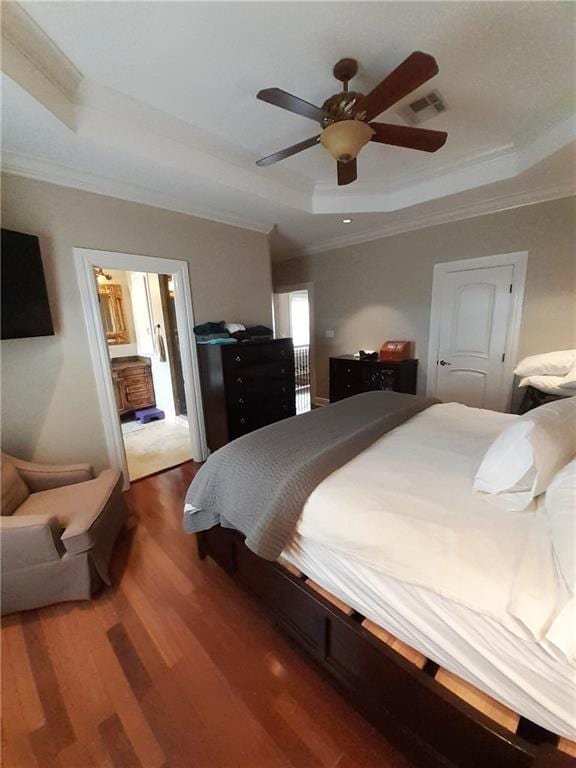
[320,120,374,163]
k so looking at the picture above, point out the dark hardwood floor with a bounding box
[1,461,414,768]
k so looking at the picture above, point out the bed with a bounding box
[184,391,576,768]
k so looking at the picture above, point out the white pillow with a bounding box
[543,460,576,661]
[474,398,576,510]
[518,375,570,396]
[514,350,576,378]
[559,363,576,391]
[545,460,576,593]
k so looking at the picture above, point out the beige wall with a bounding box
[273,197,576,400]
[1,174,272,469]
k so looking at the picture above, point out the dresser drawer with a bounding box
[228,404,294,439]
[223,340,293,369]
[123,366,148,378]
[125,381,151,395]
[125,388,153,404]
[123,374,149,388]
[331,358,362,383]
[330,359,363,402]
[227,376,293,405]
[226,363,293,395]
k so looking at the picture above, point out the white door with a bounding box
[129,272,154,355]
[432,265,516,410]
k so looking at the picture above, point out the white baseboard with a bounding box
[312,397,329,407]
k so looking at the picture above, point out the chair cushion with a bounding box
[1,458,30,516]
[14,472,118,529]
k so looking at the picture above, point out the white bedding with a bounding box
[280,401,575,737]
[283,535,576,739]
[294,403,563,645]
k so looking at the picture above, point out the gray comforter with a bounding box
[183,390,435,560]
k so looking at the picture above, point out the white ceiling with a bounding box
[2,1,575,257]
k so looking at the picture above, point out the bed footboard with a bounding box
[198,526,574,768]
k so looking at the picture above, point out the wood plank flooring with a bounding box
[1,462,413,768]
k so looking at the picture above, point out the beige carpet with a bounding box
[124,418,193,481]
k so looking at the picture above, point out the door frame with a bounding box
[426,252,527,412]
[74,248,208,488]
[273,282,316,403]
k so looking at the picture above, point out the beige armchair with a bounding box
[1,453,128,615]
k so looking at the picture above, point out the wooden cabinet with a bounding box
[197,339,296,451]
[111,356,155,414]
[329,356,418,402]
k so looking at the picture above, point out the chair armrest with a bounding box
[5,454,94,491]
[61,469,123,555]
[1,515,64,571]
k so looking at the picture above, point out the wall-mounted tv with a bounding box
[1,229,55,340]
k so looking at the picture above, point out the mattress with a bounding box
[283,534,576,739]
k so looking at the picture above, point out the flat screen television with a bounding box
[1,229,55,340]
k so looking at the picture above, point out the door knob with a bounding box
[439,360,452,366]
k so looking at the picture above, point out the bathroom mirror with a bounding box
[98,283,130,345]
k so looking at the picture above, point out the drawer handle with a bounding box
[346,368,351,373]
[281,386,286,393]
[238,397,244,404]
[282,404,287,410]
[346,384,351,389]
[240,417,246,424]
[280,349,286,356]
[237,377,243,384]
[281,368,286,375]
[235,355,242,362]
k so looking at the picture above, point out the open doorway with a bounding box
[273,286,313,414]
[75,248,207,488]
[97,267,192,480]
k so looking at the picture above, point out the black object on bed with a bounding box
[519,386,570,414]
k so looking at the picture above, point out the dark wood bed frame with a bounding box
[198,525,574,768]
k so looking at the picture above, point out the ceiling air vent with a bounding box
[397,90,447,125]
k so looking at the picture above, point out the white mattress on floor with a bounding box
[283,534,576,739]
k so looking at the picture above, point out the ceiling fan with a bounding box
[256,52,448,186]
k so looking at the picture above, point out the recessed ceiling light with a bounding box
[341,218,352,224]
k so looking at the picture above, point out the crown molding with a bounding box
[2,152,273,236]
[1,3,82,98]
[1,3,81,128]
[277,182,575,260]
[312,115,576,215]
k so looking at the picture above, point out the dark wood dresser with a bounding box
[197,338,296,451]
[111,356,155,415]
[329,355,418,402]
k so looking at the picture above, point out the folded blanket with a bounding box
[184,391,436,559]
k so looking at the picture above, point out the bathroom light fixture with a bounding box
[342,218,352,224]
[94,267,112,283]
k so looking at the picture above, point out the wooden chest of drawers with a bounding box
[197,338,296,451]
[329,356,418,402]
[111,356,155,414]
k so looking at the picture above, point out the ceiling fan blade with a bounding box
[257,88,326,123]
[369,122,447,152]
[356,51,439,122]
[256,135,321,167]
[337,158,357,186]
